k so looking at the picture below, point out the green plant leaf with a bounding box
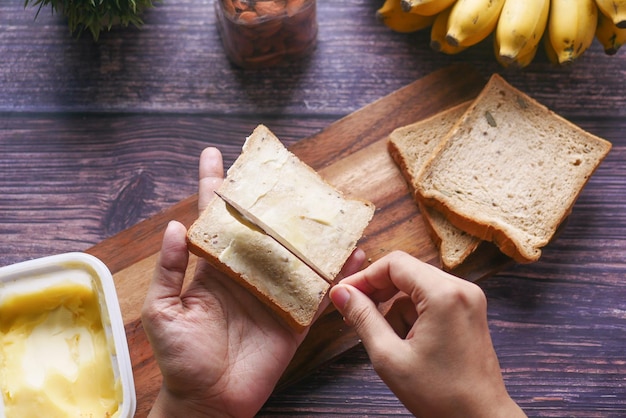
[24,0,158,41]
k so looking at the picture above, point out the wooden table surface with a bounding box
[1,1,625,416]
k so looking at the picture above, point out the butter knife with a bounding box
[214,191,335,285]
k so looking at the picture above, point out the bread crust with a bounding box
[387,101,481,270]
[186,238,311,332]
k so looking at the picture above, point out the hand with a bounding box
[329,251,526,418]
[142,147,366,418]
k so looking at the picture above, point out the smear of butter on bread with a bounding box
[187,125,375,331]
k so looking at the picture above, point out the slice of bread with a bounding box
[416,74,612,263]
[187,125,375,332]
[388,101,482,270]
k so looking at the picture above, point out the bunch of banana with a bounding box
[376,0,625,68]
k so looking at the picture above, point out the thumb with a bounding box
[330,284,401,355]
[145,221,189,305]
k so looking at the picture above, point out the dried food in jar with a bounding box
[216,0,318,68]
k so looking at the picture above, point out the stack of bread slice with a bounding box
[389,74,612,270]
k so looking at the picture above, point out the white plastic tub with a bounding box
[0,252,136,418]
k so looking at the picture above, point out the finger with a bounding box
[340,251,456,306]
[144,221,189,306]
[337,248,366,281]
[198,147,224,213]
[315,248,367,319]
[330,283,402,354]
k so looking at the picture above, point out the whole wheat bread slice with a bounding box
[187,125,375,331]
[416,74,612,263]
[388,101,482,270]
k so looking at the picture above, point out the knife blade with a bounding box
[214,191,335,285]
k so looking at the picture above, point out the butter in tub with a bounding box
[0,252,135,418]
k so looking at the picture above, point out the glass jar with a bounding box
[215,0,318,69]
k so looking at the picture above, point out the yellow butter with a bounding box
[0,281,121,418]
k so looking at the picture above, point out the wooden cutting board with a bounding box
[86,64,512,417]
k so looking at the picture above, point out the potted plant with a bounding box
[24,0,158,40]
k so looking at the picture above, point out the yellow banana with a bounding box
[594,0,626,28]
[494,31,539,68]
[377,0,436,33]
[596,10,626,54]
[446,0,506,47]
[548,0,598,64]
[401,0,457,16]
[495,0,549,65]
[512,43,540,68]
[431,7,468,54]
[542,27,560,65]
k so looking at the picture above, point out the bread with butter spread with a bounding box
[416,74,612,263]
[186,125,375,331]
[388,101,481,270]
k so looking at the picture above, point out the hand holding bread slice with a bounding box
[391,74,612,266]
[187,125,375,331]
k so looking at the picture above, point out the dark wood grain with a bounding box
[1,0,626,416]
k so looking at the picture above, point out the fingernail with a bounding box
[330,285,351,311]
